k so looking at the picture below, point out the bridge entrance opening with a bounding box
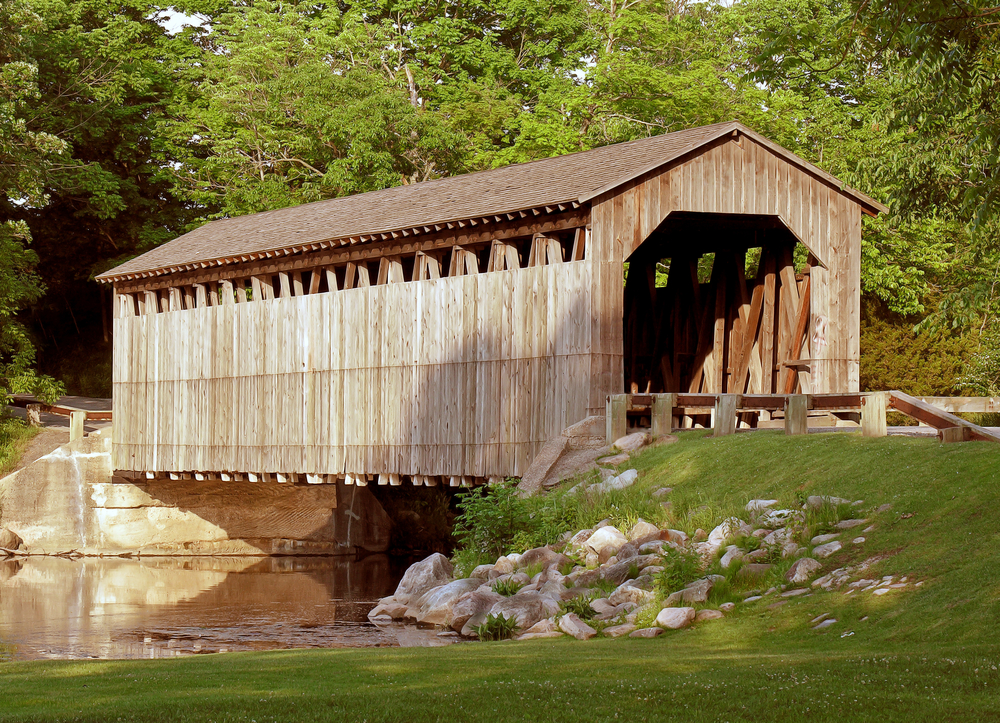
[623,211,816,402]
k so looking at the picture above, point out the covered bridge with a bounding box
[98,120,886,484]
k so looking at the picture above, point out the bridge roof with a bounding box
[98,120,885,283]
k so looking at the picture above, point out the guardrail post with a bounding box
[606,394,628,444]
[713,394,740,437]
[785,395,809,436]
[651,393,676,437]
[861,392,888,438]
[69,411,85,442]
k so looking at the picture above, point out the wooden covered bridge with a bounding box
[98,120,886,485]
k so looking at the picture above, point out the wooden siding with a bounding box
[113,262,592,478]
[588,134,862,408]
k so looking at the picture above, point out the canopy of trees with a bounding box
[2,0,998,399]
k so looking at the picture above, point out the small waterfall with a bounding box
[40,447,91,550]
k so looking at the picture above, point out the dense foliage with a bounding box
[0,0,997,395]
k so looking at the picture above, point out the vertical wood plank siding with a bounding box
[589,135,861,404]
[113,262,592,477]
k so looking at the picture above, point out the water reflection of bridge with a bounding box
[0,555,404,660]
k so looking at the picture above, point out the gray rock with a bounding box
[665,578,713,605]
[720,545,744,569]
[781,588,808,597]
[746,499,778,514]
[656,607,695,629]
[652,487,672,498]
[516,631,564,641]
[0,528,23,551]
[639,540,666,554]
[719,602,736,612]
[613,432,651,453]
[629,627,664,638]
[761,509,800,527]
[413,578,482,626]
[743,595,762,603]
[813,541,842,558]
[392,553,453,606]
[629,574,655,590]
[810,533,839,546]
[835,518,868,530]
[590,597,615,615]
[763,527,791,546]
[696,609,724,621]
[604,623,637,638]
[451,588,505,632]
[785,557,822,584]
[488,590,561,632]
[519,618,558,636]
[518,546,569,571]
[470,564,495,580]
[584,526,628,559]
[707,518,746,548]
[597,453,630,466]
[616,542,639,561]
[852,536,866,544]
[367,600,408,621]
[628,519,660,542]
[744,548,771,562]
[813,618,838,629]
[595,519,611,529]
[591,469,639,494]
[782,542,805,559]
[805,495,851,510]
[558,613,597,640]
[609,584,656,606]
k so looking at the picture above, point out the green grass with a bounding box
[3,430,1000,721]
[0,414,39,477]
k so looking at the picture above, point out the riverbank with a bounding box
[4,430,1000,720]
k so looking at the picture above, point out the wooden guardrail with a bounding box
[606,391,1000,444]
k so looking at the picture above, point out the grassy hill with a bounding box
[2,431,1000,722]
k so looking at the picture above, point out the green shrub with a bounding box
[558,595,597,621]
[491,578,525,597]
[475,613,518,642]
[654,546,702,594]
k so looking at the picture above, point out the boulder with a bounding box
[558,613,597,640]
[488,590,561,632]
[719,602,736,613]
[518,618,558,636]
[392,553,453,606]
[639,540,666,554]
[835,518,868,530]
[629,627,664,638]
[584,526,628,559]
[707,518,745,548]
[720,545,744,569]
[664,529,689,545]
[591,469,639,494]
[628,519,661,542]
[655,607,696,630]
[367,600,409,621]
[494,556,515,575]
[805,495,851,510]
[787,559,821,587]
[609,585,656,606]
[813,541,842,559]
[615,542,639,562]
[696,609,724,622]
[760,509,800,527]
[518,546,563,571]
[0,528,23,551]
[613,432,652,453]
[590,598,616,615]
[810,533,840,546]
[604,623,637,638]
[782,541,804,559]
[597,453,630,466]
[413,578,483,626]
[744,548,770,562]
[665,578,713,605]
[451,588,506,632]
[746,499,778,514]
[763,527,791,546]
[517,631,565,641]
[470,564,496,580]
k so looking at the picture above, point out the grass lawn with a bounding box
[3,431,1000,722]
[0,415,38,478]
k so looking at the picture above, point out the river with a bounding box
[0,555,454,661]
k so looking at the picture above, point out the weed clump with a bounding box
[474,613,518,642]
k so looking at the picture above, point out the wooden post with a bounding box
[713,394,740,437]
[784,395,809,436]
[651,393,676,437]
[939,426,972,443]
[606,394,628,444]
[69,411,85,442]
[26,403,41,427]
[861,392,888,438]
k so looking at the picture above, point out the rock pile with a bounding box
[369,489,908,641]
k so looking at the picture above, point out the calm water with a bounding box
[0,555,450,661]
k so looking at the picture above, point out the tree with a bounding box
[0,0,64,401]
